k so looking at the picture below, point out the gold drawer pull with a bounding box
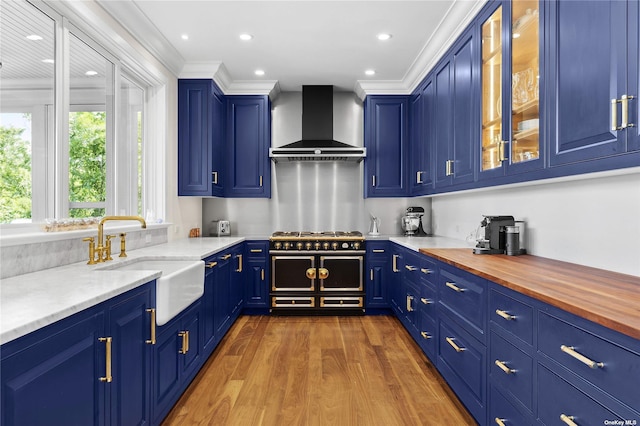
[206,261,218,268]
[146,308,156,345]
[612,98,621,131]
[98,337,113,382]
[445,282,464,292]
[445,337,466,353]
[236,254,243,272]
[495,359,515,375]
[560,414,578,426]
[370,269,374,281]
[405,265,417,271]
[179,330,189,354]
[406,295,414,312]
[306,268,317,279]
[621,94,635,129]
[261,269,265,281]
[221,254,232,260]
[495,418,507,426]
[392,255,399,272]
[560,345,604,369]
[250,249,263,253]
[420,268,433,274]
[372,249,385,253]
[420,297,432,305]
[420,331,432,339]
[495,309,515,321]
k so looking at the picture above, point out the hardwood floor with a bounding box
[162,315,476,426]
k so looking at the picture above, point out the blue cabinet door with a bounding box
[410,79,434,195]
[214,251,232,337]
[434,60,453,188]
[226,96,271,198]
[230,244,245,316]
[211,87,225,196]
[106,286,152,426]
[244,241,269,310]
[1,309,106,426]
[547,0,628,166]
[364,96,409,197]
[629,0,640,153]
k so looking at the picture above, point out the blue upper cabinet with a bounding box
[225,96,271,198]
[434,28,478,189]
[547,0,636,166]
[410,79,434,195]
[364,95,410,197]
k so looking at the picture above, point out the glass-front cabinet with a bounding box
[480,0,542,179]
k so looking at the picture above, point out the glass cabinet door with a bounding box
[481,6,503,172]
[510,1,540,163]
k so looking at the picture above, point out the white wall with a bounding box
[431,171,640,276]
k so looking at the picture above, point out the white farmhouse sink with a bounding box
[103,259,205,325]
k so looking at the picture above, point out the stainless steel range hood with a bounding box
[269,86,366,163]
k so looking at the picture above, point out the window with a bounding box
[0,0,148,225]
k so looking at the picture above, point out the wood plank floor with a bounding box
[162,315,476,426]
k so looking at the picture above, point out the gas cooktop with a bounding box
[271,231,363,240]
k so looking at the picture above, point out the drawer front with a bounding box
[538,364,626,426]
[419,255,437,286]
[366,241,389,256]
[419,281,437,321]
[439,266,486,338]
[246,241,268,258]
[489,385,532,426]
[489,287,534,345]
[419,311,437,360]
[539,311,640,411]
[490,331,534,411]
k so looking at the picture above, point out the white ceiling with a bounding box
[97,0,485,94]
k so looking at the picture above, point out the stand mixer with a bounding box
[401,207,428,236]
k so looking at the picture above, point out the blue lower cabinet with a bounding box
[365,241,390,310]
[244,241,269,312]
[489,331,533,413]
[489,384,532,426]
[418,311,437,360]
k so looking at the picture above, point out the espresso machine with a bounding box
[401,207,428,236]
[473,215,515,254]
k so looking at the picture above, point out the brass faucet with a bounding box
[88,216,147,263]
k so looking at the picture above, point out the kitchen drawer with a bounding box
[366,241,389,256]
[538,311,640,412]
[419,280,437,321]
[490,331,533,411]
[246,241,268,258]
[439,265,486,339]
[538,364,628,426]
[489,384,532,426]
[438,316,486,422]
[418,255,437,286]
[489,286,534,346]
[419,311,437,360]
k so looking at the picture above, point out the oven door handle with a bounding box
[306,268,317,279]
[318,268,329,280]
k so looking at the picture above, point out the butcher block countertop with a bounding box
[420,248,640,341]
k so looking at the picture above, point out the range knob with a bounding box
[305,242,312,250]
[314,242,321,250]
[342,242,350,249]
[353,242,360,250]
[274,242,282,250]
[332,242,338,250]
[284,242,291,250]
[296,242,303,250]
[323,242,330,250]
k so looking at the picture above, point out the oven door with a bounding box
[271,255,315,291]
[319,255,364,292]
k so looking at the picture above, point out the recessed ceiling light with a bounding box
[254,69,265,76]
[42,59,55,64]
[85,70,98,76]
[181,34,189,40]
[240,34,253,41]
[365,69,376,76]
[377,33,392,41]
[26,34,43,41]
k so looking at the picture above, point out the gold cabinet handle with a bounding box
[250,249,263,253]
[236,254,243,272]
[306,268,317,279]
[420,297,432,305]
[98,337,113,382]
[372,175,376,187]
[495,418,507,426]
[420,268,433,274]
[560,345,604,369]
[499,140,508,162]
[372,249,385,253]
[146,308,156,345]
[212,171,218,184]
[560,414,578,426]
[612,98,622,131]
[206,261,218,269]
[495,359,515,375]
[179,331,189,354]
[370,269,374,281]
[261,268,265,281]
[445,282,465,292]
[222,254,232,260]
[420,331,432,339]
[318,268,329,280]
[405,265,417,271]
[495,309,515,321]
[406,295,414,312]
[622,94,635,128]
[445,337,466,353]
[392,255,399,272]
[416,171,423,184]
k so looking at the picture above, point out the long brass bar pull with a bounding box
[179,331,189,354]
[420,331,432,339]
[560,414,578,426]
[420,268,433,275]
[495,309,515,321]
[406,295,414,312]
[446,337,466,353]
[146,308,156,345]
[261,269,265,281]
[445,282,465,292]
[221,254,232,260]
[622,95,635,128]
[495,418,507,426]
[236,254,243,272]
[420,298,432,305]
[212,171,218,184]
[405,265,417,271]
[98,337,113,383]
[416,171,423,184]
[392,255,399,272]
[495,359,515,375]
[372,249,385,253]
[560,345,603,369]
[206,261,218,269]
[372,175,376,187]
[370,269,374,281]
[612,98,621,131]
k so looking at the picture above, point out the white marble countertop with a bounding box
[0,237,245,345]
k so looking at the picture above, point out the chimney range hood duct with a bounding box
[269,85,366,162]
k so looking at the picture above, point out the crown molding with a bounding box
[354,0,488,101]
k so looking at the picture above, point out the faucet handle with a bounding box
[119,233,127,257]
[83,237,97,265]
[104,235,116,261]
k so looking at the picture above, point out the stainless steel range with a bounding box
[269,231,365,314]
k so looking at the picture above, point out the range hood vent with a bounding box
[269,86,366,163]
